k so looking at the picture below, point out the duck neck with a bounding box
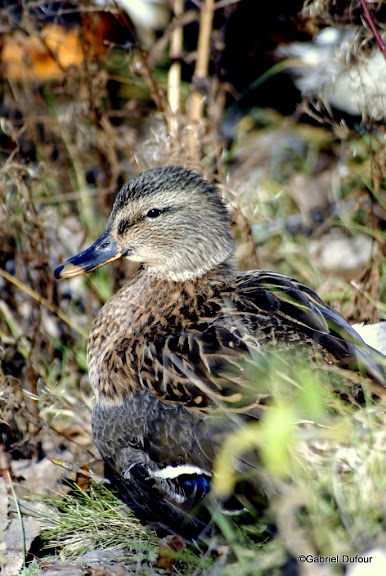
[144,258,237,285]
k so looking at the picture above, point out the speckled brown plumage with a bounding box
[55,165,386,539]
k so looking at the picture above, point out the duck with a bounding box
[54,165,386,539]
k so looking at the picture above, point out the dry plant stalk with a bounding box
[0,267,88,339]
[188,0,215,160]
[167,0,184,135]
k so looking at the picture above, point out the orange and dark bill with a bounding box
[54,230,126,279]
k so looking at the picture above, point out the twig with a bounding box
[360,0,386,60]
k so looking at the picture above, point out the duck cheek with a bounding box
[124,247,154,265]
[124,250,141,263]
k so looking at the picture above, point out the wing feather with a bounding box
[138,270,385,409]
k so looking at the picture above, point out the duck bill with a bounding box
[54,230,125,279]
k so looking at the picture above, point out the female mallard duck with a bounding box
[55,165,386,538]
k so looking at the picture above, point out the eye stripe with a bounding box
[117,206,176,235]
[117,219,132,235]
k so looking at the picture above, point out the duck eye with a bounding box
[146,208,162,218]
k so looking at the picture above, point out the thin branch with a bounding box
[360,0,386,60]
[114,3,168,121]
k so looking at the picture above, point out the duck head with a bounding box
[54,166,235,282]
